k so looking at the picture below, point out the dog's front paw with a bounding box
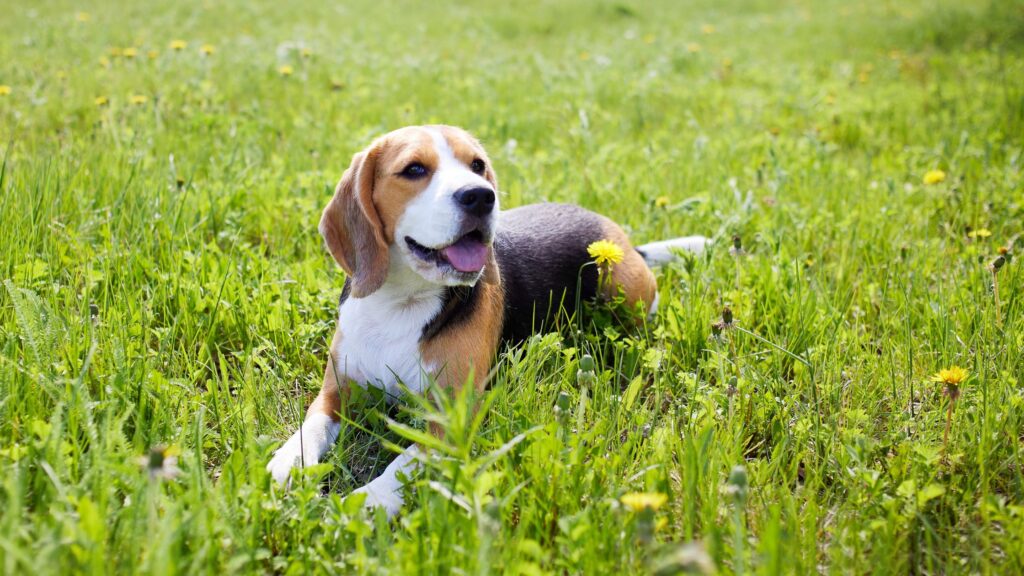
[266,414,341,485]
[351,478,405,517]
[347,445,421,517]
[266,434,319,485]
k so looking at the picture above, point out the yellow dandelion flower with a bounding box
[123,47,137,58]
[654,196,670,208]
[701,24,716,34]
[109,47,123,57]
[933,366,968,403]
[643,33,656,44]
[931,366,968,386]
[94,95,109,106]
[170,39,187,51]
[75,12,91,22]
[0,85,11,96]
[686,42,702,53]
[147,50,159,60]
[923,169,946,185]
[130,94,148,105]
[967,228,992,239]
[300,47,312,58]
[200,44,215,56]
[98,56,110,68]
[579,51,591,61]
[621,492,668,512]
[278,65,293,76]
[588,240,624,266]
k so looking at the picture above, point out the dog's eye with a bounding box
[400,162,428,179]
[470,158,486,175]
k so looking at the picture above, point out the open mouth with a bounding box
[405,229,490,274]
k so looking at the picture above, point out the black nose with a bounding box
[453,186,496,217]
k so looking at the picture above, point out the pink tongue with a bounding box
[441,237,489,273]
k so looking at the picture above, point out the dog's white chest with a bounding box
[333,284,443,400]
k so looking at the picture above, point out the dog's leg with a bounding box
[352,281,502,517]
[267,327,346,484]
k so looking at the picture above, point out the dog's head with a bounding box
[319,125,499,297]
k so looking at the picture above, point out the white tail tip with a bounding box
[637,236,710,267]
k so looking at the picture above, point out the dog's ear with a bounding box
[319,147,389,298]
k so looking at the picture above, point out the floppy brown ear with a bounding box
[318,148,389,298]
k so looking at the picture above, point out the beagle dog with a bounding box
[266,125,707,515]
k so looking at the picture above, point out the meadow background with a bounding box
[2,0,1023,573]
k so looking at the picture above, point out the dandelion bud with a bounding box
[722,306,733,326]
[484,499,501,521]
[730,234,745,256]
[141,444,181,480]
[727,465,748,503]
[556,391,571,412]
[148,446,166,470]
[991,255,1006,273]
[579,354,596,373]
[728,465,747,488]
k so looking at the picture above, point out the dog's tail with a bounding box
[636,236,710,267]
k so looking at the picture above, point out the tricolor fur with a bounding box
[267,125,708,516]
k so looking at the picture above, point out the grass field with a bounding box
[2,0,1024,573]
